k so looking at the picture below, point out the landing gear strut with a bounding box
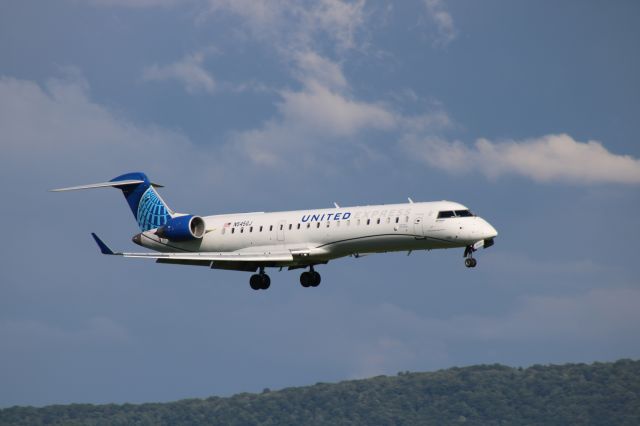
[300,266,321,288]
[463,245,478,268]
[250,267,271,290]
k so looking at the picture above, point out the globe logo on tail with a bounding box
[136,188,170,231]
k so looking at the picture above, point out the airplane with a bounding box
[52,172,498,290]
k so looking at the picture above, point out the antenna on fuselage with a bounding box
[333,202,340,208]
[407,197,414,204]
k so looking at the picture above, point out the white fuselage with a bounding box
[136,200,498,268]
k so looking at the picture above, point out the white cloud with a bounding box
[400,111,452,133]
[403,133,640,185]
[309,0,366,51]
[84,0,368,52]
[227,51,453,169]
[279,81,396,136]
[179,5,371,169]
[82,0,181,7]
[137,2,452,171]
[0,74,222,186]
[204,0,366,53]
[423,0,457,46]
[143,52,216,94]
[228,56,454,168]
[231,82,397,167]
[295,50,348,90]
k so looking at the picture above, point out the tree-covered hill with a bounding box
[2,359,639,425]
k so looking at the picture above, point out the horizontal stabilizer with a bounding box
[51,180,145,192]
[51,180,164,192]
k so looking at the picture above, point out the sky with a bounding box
[1,0,639,408]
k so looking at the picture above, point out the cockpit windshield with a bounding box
[455,209,474,217]
[437,211,455,218]
[437,209,474,219]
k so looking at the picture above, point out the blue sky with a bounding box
[1,0,639,407]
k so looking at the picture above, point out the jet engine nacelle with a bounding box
[156,215,205,241]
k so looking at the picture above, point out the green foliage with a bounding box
[2,359,639,425]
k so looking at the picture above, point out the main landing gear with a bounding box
[248,266,322,290]
[463,245,478,268]
[300,266,321,288]
[249,267,271,290]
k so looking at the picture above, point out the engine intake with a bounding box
[156,215,205,241]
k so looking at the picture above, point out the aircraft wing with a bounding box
[91,233,294,264]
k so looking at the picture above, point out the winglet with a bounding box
[91,233,115,255]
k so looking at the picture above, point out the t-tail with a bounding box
[52,172,174,232]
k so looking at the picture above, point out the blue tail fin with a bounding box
[52,172,174,231]
[109,172,174,231]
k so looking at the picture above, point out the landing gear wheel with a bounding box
[464,258,477,268]
[250,274,262,290]
[300,272,311,288]
[311,271,321,287]
[300,270,321,287]
[260,273,271,290]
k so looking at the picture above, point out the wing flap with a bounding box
[156,259,212,267]
[123,251,294,262]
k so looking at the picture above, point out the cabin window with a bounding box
[367,219,371,225]
[297,223,301,229]
[240,228,244,233]
[317,222,320,228]
[280,224,283,231]
[259,226,263,232]
[288,224,292,230]
[395,217,399,223]
[326,222,330,228]
[376,218,380,224]
[249,226,253,232]
[307,223,311,228]
[231,228,235,234]
[270,225,273,231]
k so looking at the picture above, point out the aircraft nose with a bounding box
[483,221,498,239]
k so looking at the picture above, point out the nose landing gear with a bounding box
[250,267,271,290]
[463,245,478,268]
